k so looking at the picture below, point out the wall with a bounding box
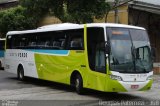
[94,4,128,24]
[0,1,18,10]
[38,16,62,27]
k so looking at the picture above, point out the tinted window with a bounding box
[36,32,66,50]
[66,29,84,50]
[87,27,106,73]
[130,29,149,41]
[6,29,84,50]
[6,35,13,49]
[0,40,5,50]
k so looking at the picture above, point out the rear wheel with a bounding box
[75,74,84,94]
[17,66,24,81]
[0,61,3,70]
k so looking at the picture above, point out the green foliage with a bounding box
[0,0,110,37]
[20,0,111,23]
[66,0,110,23]
[20,0,50,23]
[0,6,36,37]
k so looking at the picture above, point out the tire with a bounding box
[75,74,84,94]
[0,61,3,70]
[17,66,24,81]
[0,61,2,68]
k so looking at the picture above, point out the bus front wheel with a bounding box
[75,74,84,94]
[17,66,24,81]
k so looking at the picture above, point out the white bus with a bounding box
[5,23,153,94]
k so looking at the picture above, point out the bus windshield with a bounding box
[108,28,153,73]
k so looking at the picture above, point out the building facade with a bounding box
[0,0,18,10]
[95,0,129,24]
[129,0,160,73]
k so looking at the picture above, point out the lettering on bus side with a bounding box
[9,53,27,58]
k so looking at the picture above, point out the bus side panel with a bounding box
[5,49,20,74]
[105,75,127,92]
[5,49,39,78]
[84,70,106,91]
[34,50,86,84]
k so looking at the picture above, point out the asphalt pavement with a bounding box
[0,70,160,106]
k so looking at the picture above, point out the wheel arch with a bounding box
[70,70,83,87]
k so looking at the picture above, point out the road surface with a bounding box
[0,71,159,106]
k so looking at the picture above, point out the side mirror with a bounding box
[105,42,110,54]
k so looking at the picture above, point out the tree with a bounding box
[0,6,36,37]
[0,0,111,37]
[20,0,50,25]
[20,0,110,24]
[65,0,110,23]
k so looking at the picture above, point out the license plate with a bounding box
[131,85,139,89]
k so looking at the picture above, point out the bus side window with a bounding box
[0,40,5,50]
[53,41,61,49]
[45,41,50,47]
[70,38,82,50]
[47,31,67,50]
[66,29,84,50]
[6,36,12,49]
[61,41,65,47]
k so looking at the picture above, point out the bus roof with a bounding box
[87,23,145,30]
[7,23,145,36]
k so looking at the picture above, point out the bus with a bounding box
[5,23,153,94]
[0,38,5,69]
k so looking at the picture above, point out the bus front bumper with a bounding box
[105,79,153,92]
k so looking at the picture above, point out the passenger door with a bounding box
[86,27,107,91]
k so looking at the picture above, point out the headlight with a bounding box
[110,75,123,81]
[147,75,153,80]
